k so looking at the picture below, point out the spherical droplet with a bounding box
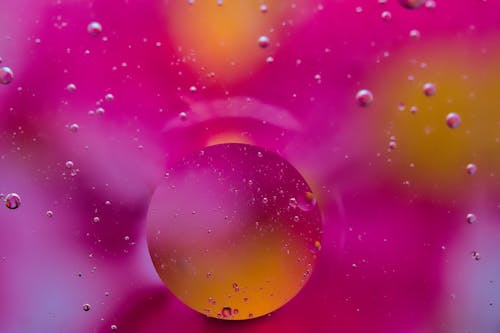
[66,83,77,92]
[423,83,436,97]
[466,213,477,224]
[4,193,21,209]
[0,66,14,85]
[82,304,91,311]
[446,112,461,129]
[147,143,322,320]
[87,22,102,36]
[398,0,425,9]
[356,89,374,107]
[258,36,270,48]
[69,123,80,132]
[381,11,392,22]
[466,163,477,175]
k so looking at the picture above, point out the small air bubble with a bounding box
[466,213,477,224]
[356,89,374,107]
[87,22,102,36]
[110,324,118,331]
[423,83,436,97]
[4,193,21,210]
[221,306,232,318]
[260,4,268,13]
[65,160,74,169]
[258,36,270,48]
[0,66,14,85]
[381,11,392,22]
[82,303,91,311]
[446,112,461,129]
[398,0,425,9]
[66,83,77,92]
[46,210,54,217]
[69,123,80,132]
[179,112,187,121]
[466,163,477,175]
[104,93,114,102]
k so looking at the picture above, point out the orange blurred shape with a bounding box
[165,1,300,83]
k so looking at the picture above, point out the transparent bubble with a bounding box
[87,22,102,36]
[258,36,270,48]
[466,213,477,224]
[4,193,21,209]
[179,111,187,121]
[147,143,322,320]
[96,107,105,116]
[65,160,74,169]
[409,29,421,40]
[446,112,461,129]
[46,210,54,217]
[423,83,436,97]
[398,0,425,9]
[82,304,91,311]
[471,251,480,261]
[356,89,374,107]
[104,93,114,102]
[466,163,477,175]
[381,11,392,22]
[0,66,14,85]
[66,83,77,92]
[110,324,118,331]
[69,123,80,132]
[260,4,268,13]
[221,307,233,318]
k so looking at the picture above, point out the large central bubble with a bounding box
[147,143,323,320]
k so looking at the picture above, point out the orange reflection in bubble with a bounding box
[165,0,305,84]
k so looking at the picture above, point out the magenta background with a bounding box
[0,1,499,332]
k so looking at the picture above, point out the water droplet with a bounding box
[409,29,421,40]
[46,210,54,217]
[381,11,392,22]
[69,123,80,132]
[104,93,114,102]
[446,112,461,129]
[423,83,436,96]
[298,191,317,212]
[87,22,102,36]
[82,303,91,311]
[258,36,270,48]
[4,193,21,209]
[0,66,14,85]
[221,306,232,318]
[110,324,118,331]
[466,163,477,175]
[466,213,477,224]
[66,83,77,92]
[398,0,425,9]
[356,89,374,107]
[65,160,74,169]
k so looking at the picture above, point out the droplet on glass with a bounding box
[446,112,461,129]
[82,304,91,311]
[466,163,477,175]
[4,193,21,209]
[87,22,102,36]
[104,93,114,102]
[423,83,436,97]
[221,307,233,318]
[466,213,477,224]
[66,83,77,92]
[356,89,374,107]
[381,11,392,22]
[398,0,425,9]
[69,123,80,132]
[0,66,14,85]
[258,36,270,48]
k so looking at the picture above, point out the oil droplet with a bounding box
[221,306,233,318]
[356,89,374,107]
[466,213,477,224]
[69,123,80,132]
[0,66,14,85]
[466,163,477,175]
[258,36,270,48]
[87,22,102,36]
[381,11,392,22]
[423,83,436,96]
[446,112,461,129]
[82,304,91,311]
[398,0,425,9]
[4,193,21,209]
[66,83,77,92]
